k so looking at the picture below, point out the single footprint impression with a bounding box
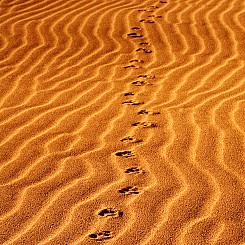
[89,231,112,241]
[138,109,160,115]
[98,208,123,218]
[127,32,143,38]
[132,122,157,128]
[136,48,152,53]
[138,74,155,79]
[131,26,142,30]
[125,167,145,174]
[118,186,140,195]
[147,5,159,9]
[123,64,141,69]
[138,9,154,12]
[122,100,144,105]
[131,81,153,86]
[120,136,143,143]
[147,15,162,18]
[139,41,150,46]
[124,92,134,96]
[115,150,135,158]
[140,19,155,23]
[130,59,144,63]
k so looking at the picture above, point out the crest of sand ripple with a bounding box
[0,0,245,244]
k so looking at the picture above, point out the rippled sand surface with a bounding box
[0,0,245,244]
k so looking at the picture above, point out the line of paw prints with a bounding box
[124,1,166,61]
[89,152,146,241]
[89,168,144,240]
[88,166,145,241]
[121,0,163,124]
[120,2,160,205]
[122,73,156,104]
[89,1,167,242]
[115,0,164,234]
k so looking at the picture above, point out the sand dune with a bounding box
[0,0,245,244]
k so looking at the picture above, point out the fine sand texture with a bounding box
[0,0,245,244]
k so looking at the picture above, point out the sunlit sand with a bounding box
[0,0,244,244]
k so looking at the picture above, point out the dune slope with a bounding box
[0,0,244,244]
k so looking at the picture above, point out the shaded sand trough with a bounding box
[0,0,245,244]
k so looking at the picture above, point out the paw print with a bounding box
[139,42,150,46]
[130,59,144,63]
[131,122,157,128]
[127,32,144,38]
[98,208,123,218]
[131,27,142,30]
[131,81,153,86]
[123,64,141,69]
[115,150,135,158]
[138,109,160,115]
[89,231,112,241]
[120,136,143,143]
[124,92,134,96]
[125,167,145,174]
[136,48,152,53]
[147,15,162,18]
[118,186,140,195]
[138,9,154,12]
[122,100,144,105]
[147,5,159,9]
[137,74,155,79]
[139,19,155,24]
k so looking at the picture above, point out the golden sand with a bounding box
[0,0,245,244]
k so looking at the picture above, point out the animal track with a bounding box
[136,48,152,53]
[130,59,144,63]
[138,109,160,115]
[138,74,155,79]
[132,122,157,128]
[118,186,140,195]
[124,92,134,96]
[122,100,144,105]
[127,32,138,36]
[147,5,159,9]
[160,1,167,3]
[147,15,162,18]
[139,42,150,46]
[138,9,154,12]
[123,65,141,69]
[115,150,135,158]
[120,136,143,143]
[89,231,112,241]
[140,19,155,24]
[131,27,141,30]
[127,32,143,38]
[125,167,145,174]
[98,208,123,218]
[131,81,153,86]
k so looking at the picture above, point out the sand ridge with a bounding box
[0,0,245,244]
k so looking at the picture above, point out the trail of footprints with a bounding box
[89,1,166,241]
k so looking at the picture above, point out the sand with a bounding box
[0,0,245,244]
